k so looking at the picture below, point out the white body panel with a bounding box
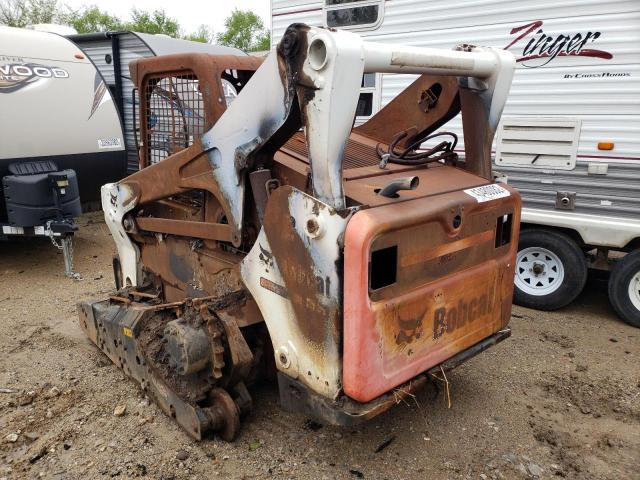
[0,26,124,160]
[272,1,640,248]
[241,191,354,397]
[26,24,77,35]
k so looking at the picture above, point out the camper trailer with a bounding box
[0,26,126,275]
[270,0,640,327]
[67,32,245,173]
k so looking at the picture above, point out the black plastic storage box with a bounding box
[2,161,81,227]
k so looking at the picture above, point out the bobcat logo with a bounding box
[433,291,493,339]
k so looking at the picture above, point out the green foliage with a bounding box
[64,5,123,34]
[255,31,271,52]
[0,0,59,27]
[126,8,180,37]
[216,9,271,52]
[0,0,271,49]
[25,0,55,23]
[183,24,214,43]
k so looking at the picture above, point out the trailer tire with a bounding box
[513,229,587,311]
[608,250,640,328]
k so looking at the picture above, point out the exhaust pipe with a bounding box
[377,176,419,198]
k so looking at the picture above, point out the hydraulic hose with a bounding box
[376,130,458,168]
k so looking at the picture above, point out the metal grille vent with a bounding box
[145,73,205,165]
[495,117,581,170]
[283,132,380,170]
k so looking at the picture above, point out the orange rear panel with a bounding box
[343,183,520,403]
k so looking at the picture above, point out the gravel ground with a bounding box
[0,212,638,480]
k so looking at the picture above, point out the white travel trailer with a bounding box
[0,26,126,275]
[67,32,245,173]
[270,0,640,327]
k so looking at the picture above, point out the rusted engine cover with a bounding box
[343,180,520,402]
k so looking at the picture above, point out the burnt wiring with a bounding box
[376,130,458,169]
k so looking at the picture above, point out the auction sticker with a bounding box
[464,184,510,203]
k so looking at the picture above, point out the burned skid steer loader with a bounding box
[78,24,520,441]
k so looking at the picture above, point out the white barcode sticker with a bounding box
[98,137,122,149]
[2,226,24,235]
[464,184,510,203]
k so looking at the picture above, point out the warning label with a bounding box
[463,184,510,203]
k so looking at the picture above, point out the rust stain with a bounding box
[259,277,288,298]
[263,186,338,347]
[400,228,494,268]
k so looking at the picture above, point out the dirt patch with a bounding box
[540,331,576,349]
[0,212,638,479]
[539,372,639,420]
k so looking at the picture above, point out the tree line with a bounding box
[0,0,270,51]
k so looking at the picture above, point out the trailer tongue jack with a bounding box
[2,160,81,278]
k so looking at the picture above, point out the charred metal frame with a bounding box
[84,24,518,441]
[103,53,263,286]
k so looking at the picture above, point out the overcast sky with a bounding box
[62,0,271,36]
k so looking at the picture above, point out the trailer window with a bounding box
[356,73,379,120]
[325,0,383,30]
[144,73,205,165]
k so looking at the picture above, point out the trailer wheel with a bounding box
[513,229,587,310]
[608,250,640,328]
